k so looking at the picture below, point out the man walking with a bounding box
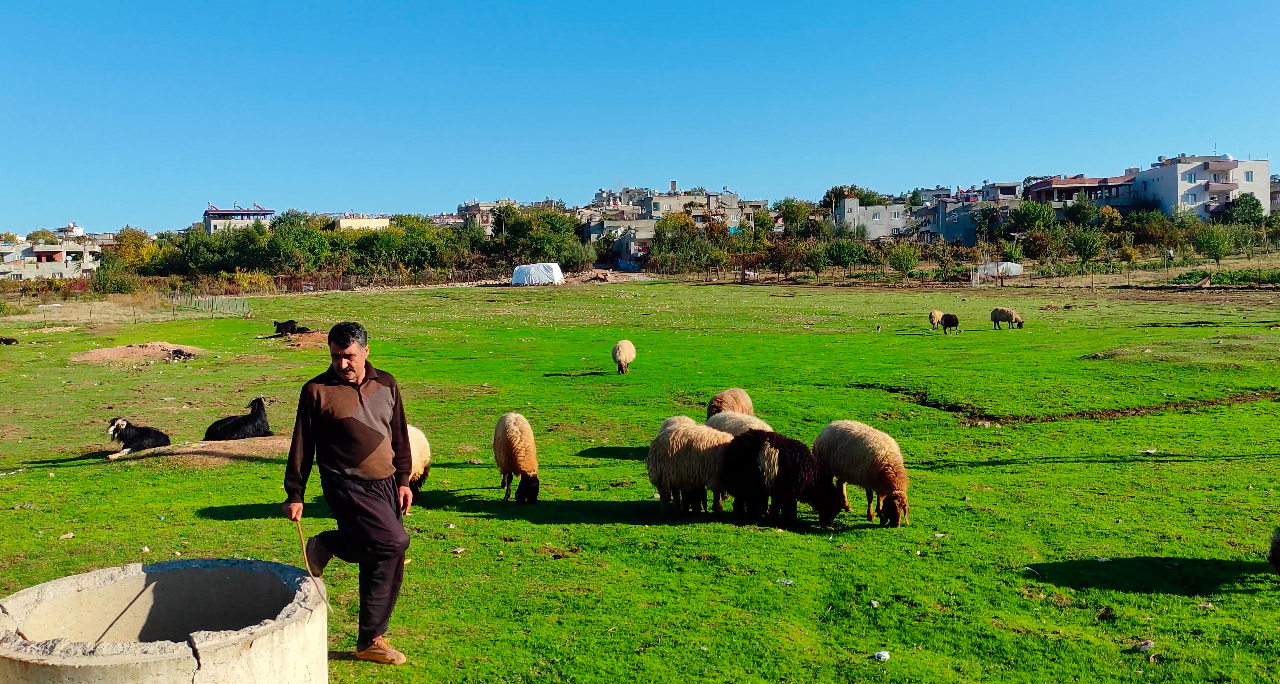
[282,322,412,665]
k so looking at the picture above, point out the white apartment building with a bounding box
[833,197,910,240]
[1130,154,1270,220]
[329,213,391,230]
[203,203,275,233]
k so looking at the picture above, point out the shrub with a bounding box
[884,242,920,282]
[1192,224,1232,267]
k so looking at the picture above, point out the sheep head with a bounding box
[515,475,540,504]
[879,490,909,528]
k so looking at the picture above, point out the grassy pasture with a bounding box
[2,282,1280,683]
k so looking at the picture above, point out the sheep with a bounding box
[707,388,753,419]
[706,410,772,437]
[721,429,841,528]
[203,397,273,441]
[940,313,959,335]
[647,417,735,514]
[812,420,910,528]
[0,337,17,345]
[493,412,539,504]
[407,424,431,494]
[991,307,1024,329]
[1270,528,1280,576]
[929,310,944,330]
[612,339,637,374]
[105,418,171,460]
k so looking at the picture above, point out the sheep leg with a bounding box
[865,489,875,522]
[711,491,723,513]
[837,480,852,512]
[502,473,513,502]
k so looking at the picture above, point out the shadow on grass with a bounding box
[575,446,645,461]
[544,371,610,378]
[25,450,115,466]
[1026,557,1275,596]
[197,497,332,521]
[915,451,1279,471]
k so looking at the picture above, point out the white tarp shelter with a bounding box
[511,262,565,286]
[978,261,1024,277]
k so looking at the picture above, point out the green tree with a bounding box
[26,228,59,244]
[826,238,862,275]
[1223,193,1265,226]
[1192,224,1232,268]
[907,189,924,207]
[0,231,18,243]
[752,209,775,237]
[1008,201,1057,235]
[884,242,920,283]
[803,240,829,283]
[772,198,814,236]
[1067,224,1104,268]
[971,203,1001,242]
[1064,196,1099,227]
[1098,205,1123,233]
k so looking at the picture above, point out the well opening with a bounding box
[19,566,295,644]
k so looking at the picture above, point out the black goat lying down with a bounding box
[273,320,312,335]
[106,418,171,460]
[0,337,18,345]
[204,397,273,441]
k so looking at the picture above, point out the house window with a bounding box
[892,211,900,219]
[1187,193,1198,204]
[872,212,881,220]
[1246,171,1255,182]
[1212,173,1221,182]
[1187,173,1196,183]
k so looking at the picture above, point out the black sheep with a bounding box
[0,337,17,345]
[204,397,273,441]
[273,320,298,335]
[722,429,841,528]
[940,313,960,335]
[106,418,171,460]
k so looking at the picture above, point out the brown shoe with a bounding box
[305,535,332,577]
[354,636,407,665]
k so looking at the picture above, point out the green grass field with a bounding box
[3,282,1280,683]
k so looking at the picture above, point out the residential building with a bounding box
[1271,175,1279,213]
[1023,174,1134,219]
[916,186,952,206]
[592,187,654,208]
[0,241,101,280]
[203,203,275,233]
[1130,154,1270,220]
[54,222,84,239]
[832,197,910,240]
[980,181,1022,203]
[458,199,517,237]
[328,213,391,230]
[431,213,466,228]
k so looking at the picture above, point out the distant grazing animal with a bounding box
[647,416,735,514]
[1269,528,1280,576]
[203,397,273,441]
[105,418,171,460]
[991,307,1024,329]
[940,313,959,335]
[273,320,312,335]
[0,337,17,345]
[612,339,637,374]
[493,412,539,504]
[721,429,841,528]
[707,388,754,419]
[706,410,772,437]
[813,420,910,528]
[407,424,431,494]
[929,310,944,330]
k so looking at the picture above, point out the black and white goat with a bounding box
[106,418,171,460]
[273,320,312,336]
[204,397,273,441]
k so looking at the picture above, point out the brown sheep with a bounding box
[707,388,753,419]
[493,412,538,504]
[991,307,1024,329]
[929,310,944,330]
[612,339,637,374]
[940,313,959,335]
[647,417,735,514]
[812,420,910,527]
[706,410,772,436]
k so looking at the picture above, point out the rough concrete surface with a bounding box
[0,558,327,683]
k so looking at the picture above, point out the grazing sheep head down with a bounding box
[515,475,540,504]
[810,479,844,527]
[879,490,909,528]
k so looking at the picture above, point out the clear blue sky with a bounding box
[2,1,1277,234]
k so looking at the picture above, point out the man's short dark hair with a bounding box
[328,322,368,349]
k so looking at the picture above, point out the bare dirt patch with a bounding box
[71,341,203,364]
[115,435,290,467]
[285,330,328,349]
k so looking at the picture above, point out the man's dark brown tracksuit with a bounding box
[285,362,411,651]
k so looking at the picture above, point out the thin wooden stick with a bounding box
[293,518,331,610]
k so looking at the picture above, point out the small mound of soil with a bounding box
[286,330,329,349]
[72,341,203,364]
[116,435,290,467]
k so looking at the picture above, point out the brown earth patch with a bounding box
[113,434,290,467]
[285,330,328,349]
[72,341,202,364]
[849,381,1280,426]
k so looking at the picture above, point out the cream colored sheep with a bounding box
[493,412,539,504]
[706,410,772,436]
[407,424,431,493]
[812,420,910,527]
[707,388,754,419]
[612,339,637,374]
[929,310,944,330]
[990,307,1024,329]
[647,417,735,514]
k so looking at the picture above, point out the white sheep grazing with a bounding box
[929,310,944,330]
[706,410,773,436]
[990,307,1024,329]
[812,420,910,527]
[612,339,637,374]
[707,388,754,419]
[647,417,735,514]
[493,412,539,504]
[407,424,431,493]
